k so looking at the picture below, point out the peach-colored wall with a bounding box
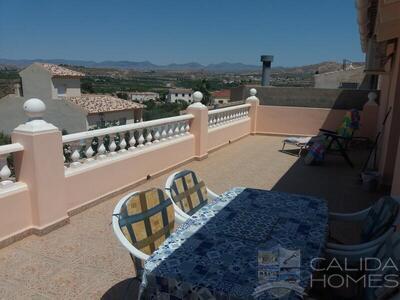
[208,119,250,152]
[256,105,376,139]
[376,42,400,185]
[391,139,400,196]
[0,184,32,243]
[65,136,195,212]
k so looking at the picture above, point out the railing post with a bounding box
[362,92,379,140]
[12,98,69,233]
[246,88,259,135]
[186,91,208,160]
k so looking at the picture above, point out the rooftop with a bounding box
[66,94,144,114]
[36,63,85,78]
[0,135,380,298]
[168,88,193,93]
[212,89,231,99]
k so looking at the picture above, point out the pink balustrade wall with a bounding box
[207,119,251,152]
[0,99,381,247]
[256,105,377,139]
[65,136,195,213]
[0,185,32,244]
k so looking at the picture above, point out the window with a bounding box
[188,93,191,97]
[175,93,178,97]
[57,85,66,96]
[182,93,185,97]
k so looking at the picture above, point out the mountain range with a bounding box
[0,58,364,73]
[0,58,259,72]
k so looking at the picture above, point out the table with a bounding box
[141,187,328,299]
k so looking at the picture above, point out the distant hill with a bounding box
[0,58,259,72]
[0,58,363,74]
[273,61,364,74]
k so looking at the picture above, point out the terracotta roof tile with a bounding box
[37,63,85,77]
[212,89,231,98]
[66,94,144,114]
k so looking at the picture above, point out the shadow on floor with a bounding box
[101,277,140,300]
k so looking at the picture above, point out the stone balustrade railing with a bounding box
[62,114,193,169]
[208,103,251,128]
[0,143,24,188]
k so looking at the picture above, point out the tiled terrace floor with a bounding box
[0,135,384,299]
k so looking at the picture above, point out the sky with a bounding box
[0,0,364,67]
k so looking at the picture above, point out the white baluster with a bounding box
[0,163,13,187]
[71,149,81,167]
[180,123,185,136]
[85,145,95,163]
[161,126,167,141]
[129,134,136,151]
[168,125,174,139]
[216,116,220,126]
[138,131,145,147]
[208,118,212,127]
[109,137,117,156]
[154,128,160,143]
[97,140,107,159]
[174,123,180,137]
[145,130,153,145]
[119,138,127,153]
[185,122,190,134]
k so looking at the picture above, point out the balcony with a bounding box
[0,88,392,298]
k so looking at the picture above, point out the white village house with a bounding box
[166,88,193,103]
[0,63,144,134]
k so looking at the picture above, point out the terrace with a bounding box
[0,135,382,299]
[0,86,393,298]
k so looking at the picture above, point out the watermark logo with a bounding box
[255,245,305,298]
[310,257,399,290]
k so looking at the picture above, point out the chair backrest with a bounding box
[336,109,360,139]
[116,188,175,272]
[361,196,399,242]
[168,170,209,216]
[365,231,400,300]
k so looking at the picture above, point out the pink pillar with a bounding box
[361,92,379,140]
[246,88,260,135]
[186,92,208,160]
[12,98,68,233]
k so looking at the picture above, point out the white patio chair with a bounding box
[165,170,219,221]
[325,196,399,263]
[112,188,185,277]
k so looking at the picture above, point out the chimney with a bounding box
[260,55,274,86]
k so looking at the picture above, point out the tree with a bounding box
[81,81,94,94]
[116,92,128,100]
[194,79,211,105]
[0,132,11,145]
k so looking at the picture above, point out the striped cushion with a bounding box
[361,196,399,242]
[170,170,209,216]
[118,188,175,256]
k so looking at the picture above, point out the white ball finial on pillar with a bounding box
[246,88,259,102]
[14,98,57,133]
[193,91,203,103]
[189,91,206,108]
[23,98,46,120]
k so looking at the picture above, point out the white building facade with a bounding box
[128,92,159,103]
[166,88,193,103]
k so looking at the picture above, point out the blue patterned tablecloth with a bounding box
[141,188,328,299]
